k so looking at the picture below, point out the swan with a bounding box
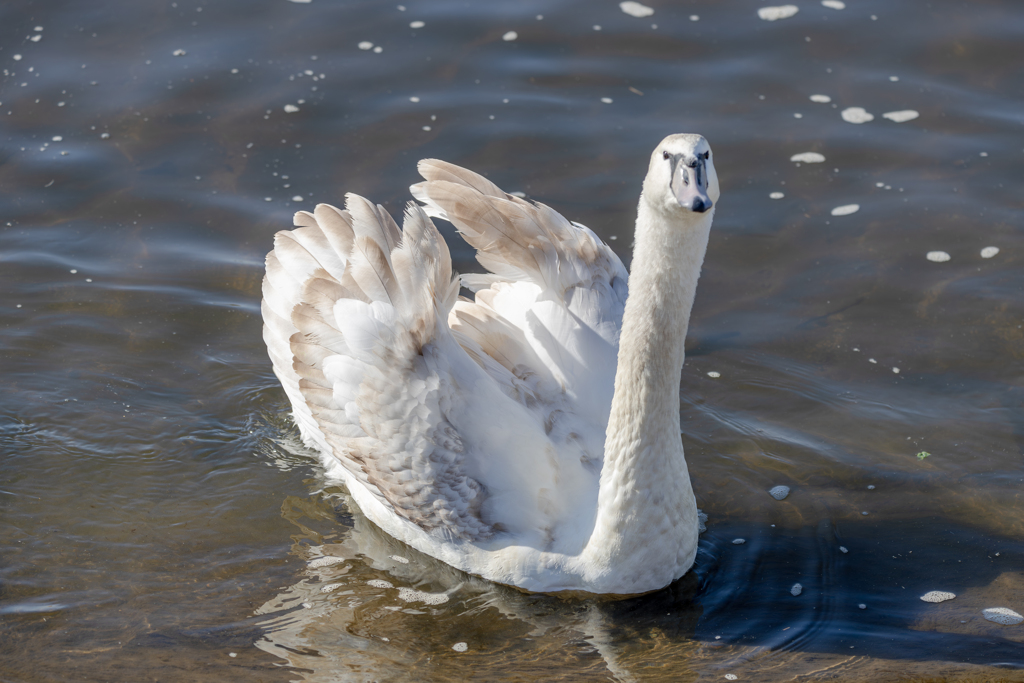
[261,134,720,595]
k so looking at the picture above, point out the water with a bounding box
[2,0,1022,680]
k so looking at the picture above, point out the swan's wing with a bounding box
[411,161,629,431]
[262,196,595,545]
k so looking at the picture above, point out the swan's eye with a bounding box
[703,151,710,160]
[662,151,670,160]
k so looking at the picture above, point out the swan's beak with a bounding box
[671,156,713,213]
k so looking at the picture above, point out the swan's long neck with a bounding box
[581,198,712,590]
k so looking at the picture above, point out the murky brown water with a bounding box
[2,0,1023,680]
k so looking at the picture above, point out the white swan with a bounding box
[261,134,720,595]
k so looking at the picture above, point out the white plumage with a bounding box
[262,134,721,595]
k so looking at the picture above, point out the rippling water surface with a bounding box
[2,0,1023,680]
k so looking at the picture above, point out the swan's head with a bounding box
[643,134,720,216]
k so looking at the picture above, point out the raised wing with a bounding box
[411,160,629,431]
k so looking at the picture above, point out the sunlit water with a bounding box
[2,0,1023,680]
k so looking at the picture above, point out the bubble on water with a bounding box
[452,642,468,652]
[373,46,383,53]
[858,603,867,609]
[770,192,785,199]
[769,485,790,500]
[367,579,393,589]
[822,0,845,8]
[620,1,654,17]
[321,583,343,593]
[13,54,23,61]
[982,607,1023,625]
[707,371,720,378]
[358,41,373,50]
[809,94,831,103]
[979,152,988,157]
[292,195,303,202]
[840,546,848,553]
[725,676,738,681]
[791,583,803,596]
[980,246,999,258]
[889,75,899,81]
[830,204,860,216]
[732,538,746,545]
[601,97,613,104]
[892,367,900,374]
[926,251,950,263]
[31,35,42,42]
[409,20,425,28]
[793,112,803,118]
[920,591,956,603]
[409,96,420,103]
[308,556,345,568]
[758,5,799,20]
[284,104,300,113]
[867,484,876,489]
[52,136,63,142]
[790,152,825,163]
[398,588,449,604]
[390,555,410,564]
[690,15,700,21]
[172,49,186,56]
[502,31,517,41]
[841,107,874,124]
[883,110,919,123]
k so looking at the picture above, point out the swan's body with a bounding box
[262,134,720,595]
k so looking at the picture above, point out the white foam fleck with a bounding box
[397,588,449,604]
[409,96,420,102]
[770,191,785,199]
[770,485,790,500]
[725,676,738,681]
[889,75,899,81]
[52,136,63,142]
[980,246,999,258]
[758,5,799,20]
[790,152,825,163]
[892,367,899,374]
[831,204,860,216]
[841,107,874,124]
[452,642,468,652]
[793,112,803,118]
[920,591,955,603]
[373,46,383,53]
[502,31,518,41]
[732,538,746,545]
[858,603,867,609]
[292,195,303,202]
[620,1,654,17]
[321,583,343,593]
[926,251,950,263]
[308,556,345,568]
[13,54,23,61]
[390,555,410,564]
[822,0,845,8]
[409,20,425,28]
[979,152,988,157]
[422,125,431,131]
[601,97,613,104]
[840,546,849,553]
[707,371,721,378]
[172,49,187,56]
[690,15,700,21]
[358,41,373,50]
[982,607,1023,625]
[883,110,919,123]
[791,583,803,596]
[367,579,393,589]
[284,104,300,113]
[30,35,41,42]
[809,94,831,103]
[288,0,312,3]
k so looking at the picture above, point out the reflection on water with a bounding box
[2,0,1023,680]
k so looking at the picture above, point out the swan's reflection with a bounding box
[254,479,704,682]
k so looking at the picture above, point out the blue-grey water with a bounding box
[2,1,1023,681]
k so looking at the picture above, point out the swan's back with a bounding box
[261,160,629,567]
